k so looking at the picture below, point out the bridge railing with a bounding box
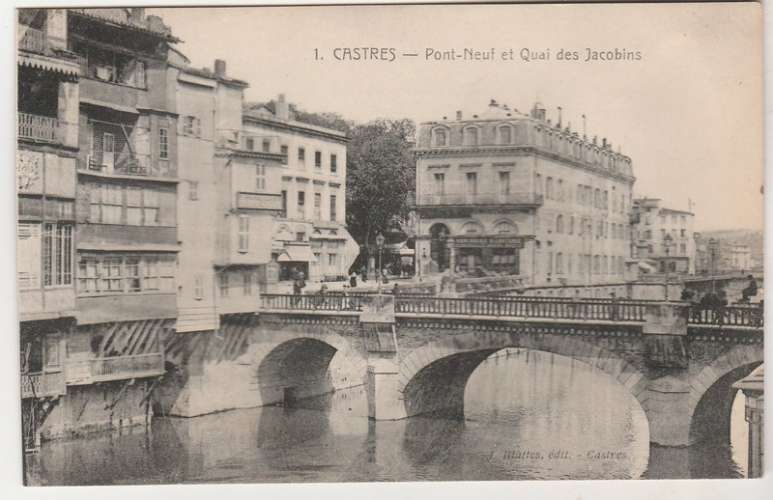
[394,296,647,322]
[261,293,367,312]
[687,304,764,327]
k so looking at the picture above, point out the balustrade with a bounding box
[18,112,59,143]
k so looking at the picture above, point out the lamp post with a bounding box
[376,232,385,284]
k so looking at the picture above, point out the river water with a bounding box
[27,349,748,484]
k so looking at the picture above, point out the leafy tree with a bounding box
[346,119,415,259]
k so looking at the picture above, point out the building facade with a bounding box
[413,100,635,286]
[243,97,359,285]
[631,198,696,275]
[18,8,178,446]
[173,56,284,333]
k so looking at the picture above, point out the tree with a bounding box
[346,119,415,260]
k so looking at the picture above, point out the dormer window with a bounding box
[463,126,479,146]
[497,125,513,144]
[433,128,447,147]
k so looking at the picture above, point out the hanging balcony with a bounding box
[18,112,59,143]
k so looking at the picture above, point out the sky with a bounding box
[151,3,763,232]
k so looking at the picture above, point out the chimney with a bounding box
[602,137,608,148]
[129,8,145,24]
[592,135,598,146]
[456,110,462,121]
[276,93,290,121]
[214,59,227,78]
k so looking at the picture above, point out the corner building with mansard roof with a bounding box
[413,100,635,286]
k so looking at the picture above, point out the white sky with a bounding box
[151,3,763,232]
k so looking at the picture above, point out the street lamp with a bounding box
[376,232,385,283]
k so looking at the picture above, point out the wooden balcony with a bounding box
[19,26,46,54]
[18,112,59,143]
[21,371,66,399]
[65,353,165,385]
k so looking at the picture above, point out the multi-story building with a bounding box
[243,96,359,285]
[17,8,81,448]
[631,198,696,275]
[172,55,284,333]
[412,99,635,286]
[18,8,179,445]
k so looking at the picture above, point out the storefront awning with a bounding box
[278,246,317,263]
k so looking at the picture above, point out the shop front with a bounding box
[448,235,526,276]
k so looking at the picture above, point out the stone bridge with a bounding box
[155,293,763,449]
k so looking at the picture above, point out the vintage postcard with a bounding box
[15,2,763,487]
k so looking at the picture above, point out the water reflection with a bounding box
[27,348,748,484]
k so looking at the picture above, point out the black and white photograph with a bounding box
[12,1,765,489]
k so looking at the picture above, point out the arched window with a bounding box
[463,126,479,146]
[497,125,513,144]
[494,220,517,235]
[555,215,564,234]
[535,173,543,195]
[557,179,564,201]
[546,177,554,200]
[568,216,575,235]
[594,188,601,208]
[461,221,484,235]
[432,128,447,147]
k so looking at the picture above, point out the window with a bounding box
[330,194,337,221]
[102,132,115,169]
[680,243,687,255]
[465,172,478,198]
[159,128,168,159]
[644,229,652,239]
[330,154,337,174]
[298,147,305,163]
[256,164,266,191]
[101,258,123,292]
[556,253,564,274]
[280,145,288,164]
[143,258,160,291]
[262,139,271,153]
[535,174,542,195]
[499,171,510,197]
[135,61,146,89]
[246,138,255,151]
[569,216,575,235]
[189,181,199,201]
[315,151,322,168]
[546,177,554,200]
[238,215,249,252]
[281,190,288,218]
[297,191,306,212]
[556,215,564,234]
[143,189,160,226]
[576,185,583,205]
[17,224,41,289]
[557,179,564,201]
[125,258,141,292]
[242,272,253,296]
[42,223,73,287]
[44,336,60,368]
[194,274,204,300]
[296,231,306,242]
[434,128,447,147]
[498,125,512,144]
[327,253,337,270]
[433,172,446,196]
[78,255,174,295]
[680,229,686,237]
[126,187,143,225]
[219,272,229,297]
[463,127,479,146]
[182,116,201,137]
[314,192,322,220]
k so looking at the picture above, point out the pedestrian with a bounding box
[381,267,389,284]
[742,274,758,303]
[349,271,358,288]
[393,283,399,295]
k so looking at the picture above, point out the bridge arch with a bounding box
[396,330,648,420]
[252,330,368,407]
[687,344,763,446]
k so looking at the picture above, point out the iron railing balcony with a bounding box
[18,26,46,54]
[415,192,544,207]
[21,371,66,399]
[18,112,59,143]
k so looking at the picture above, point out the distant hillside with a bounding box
[697,229,763,265]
